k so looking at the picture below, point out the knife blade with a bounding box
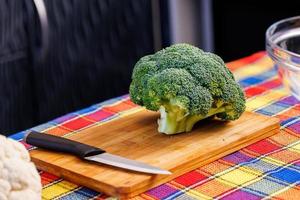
[24,131,171,175]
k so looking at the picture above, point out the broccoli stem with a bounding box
[157,104,226,135]
[185,106,226,131]
[157,106,187,134]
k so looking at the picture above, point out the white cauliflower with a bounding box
[0,135,41,200]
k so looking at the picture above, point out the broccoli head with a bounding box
[129,43,246,135]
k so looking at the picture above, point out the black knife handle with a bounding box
[24,131,105,158]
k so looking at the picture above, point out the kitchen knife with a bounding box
[24,131,171,175]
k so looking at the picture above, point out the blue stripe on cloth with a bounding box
[256,102,291,116]
[9,131,25,141]
[280,117,300,127]
[270,168,300,184]
[243,178,286,197]
[239,68,277,88]
[244,160,280,173]
[31,122,56,132]
[58,187,100,200]
[239,77,264,87]
[10,122,56,141]
[76,106,97,115]
[291,56,300,64]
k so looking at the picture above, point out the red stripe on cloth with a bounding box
[174,171,207,187]
[124,99,138,106]
[40,171,60,186]
[246,139,281,155]
[258,78,282,89]
[245,87,268,98]
[244,78,282,98]
[62,118,94,131]
[226,51,266,71]
[20,140,33,149]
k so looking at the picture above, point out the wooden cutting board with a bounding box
[30,110,279,199]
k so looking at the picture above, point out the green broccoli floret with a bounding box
[129,43,246,135]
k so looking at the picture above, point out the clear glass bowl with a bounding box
[266,16,300,100]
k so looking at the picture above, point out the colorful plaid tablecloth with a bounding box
[10,52,300,199]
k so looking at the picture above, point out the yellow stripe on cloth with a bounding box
[261,156,286,166]
[217,167,262,187]
[290,143,300,153]
[184,189,212,200]
[233,56,274,81]
[246,88,289,111]
[42,180,78,200]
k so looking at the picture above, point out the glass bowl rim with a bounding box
[266,15,300,59]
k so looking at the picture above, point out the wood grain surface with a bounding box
[30,110,280,199]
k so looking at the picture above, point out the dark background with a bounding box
[212,1,300,61]
[0,0,299,135]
